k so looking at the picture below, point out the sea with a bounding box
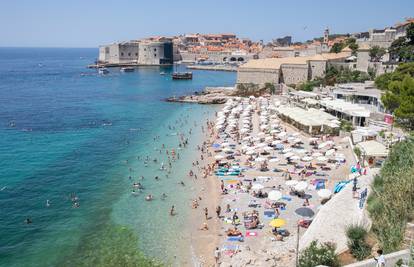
[0,48,236,267]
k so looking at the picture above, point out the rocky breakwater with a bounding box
[166,87,235,104]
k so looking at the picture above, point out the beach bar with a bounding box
[319,99,371,126]
[275,106,340,135]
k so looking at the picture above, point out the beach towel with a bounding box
[227,236,243,242]
[246,231,258,237]
[264,210,275,218]
[282,196,292,201]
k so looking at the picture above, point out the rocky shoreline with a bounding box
[166,87,236,104]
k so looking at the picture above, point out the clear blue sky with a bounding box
[1,0,413,47]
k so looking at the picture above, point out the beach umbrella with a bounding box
[214,155,224,160]
[245,150,256,155]
[295,207,315,218]
[301,156,313,162]
[317,189,332,199]
[263,146,273,152]
[318,142,328,149]
[282,148,292,153]
[317,156,328,162]
[272,140,282,145]
[255,157,266,162]
[295,149,307,154]
[269,218,286,228]
[284,152,294,158]
[221,142,230,147]
[277,132,287,138]
[294,181,308,191]
[251,183,264,190]
[312,152,323,157]
[269,158,279,163]
[285,180,299,186]
[256,143,267,148]
[325,149,335,156]
[222,147,233,152]
[289,155,300,161]
[268,190,282,201]
[212,143,221,148]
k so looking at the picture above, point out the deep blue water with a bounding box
[0,48,236,266]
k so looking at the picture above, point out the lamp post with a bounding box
[295,222,300,267]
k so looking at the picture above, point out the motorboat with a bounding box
[98,68,109,75]
[172,72,192,80]
[120,67,134,72]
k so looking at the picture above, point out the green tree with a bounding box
[299,241,340,267]
[349,42,359,56]
[407,23,414,45]
[330,42,344,53]
[369,45,386,62]
[388,23,414,62]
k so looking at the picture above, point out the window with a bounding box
[154,48,157,52]
[121,52,124,56]
[128,53,131,56]
[135,53,138,56]
[144,48,146,51]
[154,54,157,57]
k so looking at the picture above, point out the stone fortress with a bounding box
[98,38,174,66]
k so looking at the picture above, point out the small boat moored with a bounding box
[98,68,109,75]
[120,67,135,72]
[172,72,193,80]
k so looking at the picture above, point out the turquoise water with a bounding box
[0,48,236,266]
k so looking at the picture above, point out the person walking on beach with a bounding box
[214,247,221,265]
[204,207,208,220]
[170,205,175,216]
[216,205,221,218]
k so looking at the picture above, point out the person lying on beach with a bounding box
[199,222,209,231]
[226,227,241,236]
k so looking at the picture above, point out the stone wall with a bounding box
[309,60,327,80]
[344,249,410,267]
[280,64,308,84]
[237,68,280,85]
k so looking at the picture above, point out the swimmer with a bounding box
[145,194,153,201]
[161,193,167,200]
[170,205,175,216]
[180,181,185,186]
[25,217,32,224]
[46,199,50,207]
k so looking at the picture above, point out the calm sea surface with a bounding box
[0,48,236,266]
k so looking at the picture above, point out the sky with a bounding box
[0,0,413,47]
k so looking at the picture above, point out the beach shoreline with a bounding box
[188,109,223,266]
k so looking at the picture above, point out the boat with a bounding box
[172,72,193,80]
[160,72,166,75]
[120,67,134,72]
[98,68,109,75]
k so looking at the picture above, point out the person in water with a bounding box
[25,217,32,224]
[170,205,175,216]
[145,194,153,201]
